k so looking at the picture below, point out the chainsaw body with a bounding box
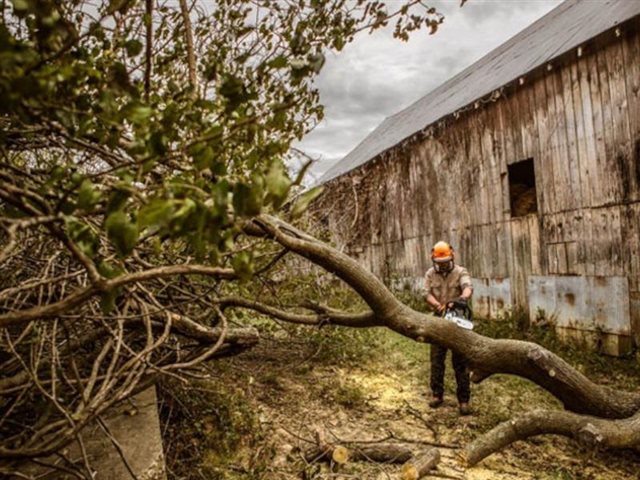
[443,300,474,330]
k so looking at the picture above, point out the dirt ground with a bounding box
[160,326,640,480]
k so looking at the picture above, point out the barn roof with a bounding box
[319,0,640,184]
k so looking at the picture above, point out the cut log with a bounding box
[305,442,414,464]
[400,448,441,480]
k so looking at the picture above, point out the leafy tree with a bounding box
[0,0,444,474]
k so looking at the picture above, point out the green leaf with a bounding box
[307,52,325,73]
[293,159,313,186]
[189,143,215,171]
[11,0,30,12]
[77,179,101,212]
[126,103,153,125]
[106,187,131,213]
[100,288,121,314]
[107,0,133,14]
[125,39,143,57]
[291,186,323,219]
[219,75,248,112]
[98,260,124,279]
[65,216,99,258]
[267,55,287,69]
[231,251,253,280]
[105,211,139,257]
[173,198,197,221]
[264,159,291,208]
[139,198,176,229]
[232,183,262,217]
[289,58,306,70]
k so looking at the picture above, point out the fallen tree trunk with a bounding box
[241,214,640,466]
[400,448,441,480]
[246,215,640,420]
[465,408,640,466]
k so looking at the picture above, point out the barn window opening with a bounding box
[508,158,538,217]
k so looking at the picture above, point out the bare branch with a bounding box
[178,0,198,94]
[217,295,380,328]
[465,409,640,467]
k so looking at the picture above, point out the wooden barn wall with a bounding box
[316,22,640,339]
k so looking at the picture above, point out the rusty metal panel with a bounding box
[472,278,491,318]
[489,278,512,315]
[527,275,557,321]
[528,275,630,335]
[471,277,512,319]
[590,276,630,335]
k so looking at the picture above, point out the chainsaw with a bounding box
[443,299,474,330]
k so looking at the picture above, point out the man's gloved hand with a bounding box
[456,296,468,306]
[447,297,468,309]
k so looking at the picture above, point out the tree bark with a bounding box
[305,431,414,464]
[399,448,440,480]
[465,408,640,466]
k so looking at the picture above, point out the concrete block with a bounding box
[17,387,166,479]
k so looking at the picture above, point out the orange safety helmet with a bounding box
[431,241,454,273]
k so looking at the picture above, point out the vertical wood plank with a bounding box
[533,75,556,215]
[545,69,569,212]
[607,205,624,277]
[528,214,542,275]
[587,46,610,206]
[601,43,630,208]
[559,63,583,210]
[570,58,592,209]
[621,26,640,202]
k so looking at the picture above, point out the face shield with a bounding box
[433,257,454,274]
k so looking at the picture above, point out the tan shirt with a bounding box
[424,265,473,305]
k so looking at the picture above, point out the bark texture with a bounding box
[465,409,640,466]
[400,448,441,480]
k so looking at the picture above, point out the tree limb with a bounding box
[178,0,197,94]
[216,295,380,328]
[247,215,640,419]
[465,408,640,467]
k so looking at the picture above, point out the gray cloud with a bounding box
[297,0,562,179]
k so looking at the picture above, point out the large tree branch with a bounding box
[250,215,406,320]
[465,409,640,467]
[178,0,197,94]
[248,215,640,419]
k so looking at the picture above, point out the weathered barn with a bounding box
[316,0,640,355]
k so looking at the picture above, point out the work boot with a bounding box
[428,396,443,408]
[458,402,472,416]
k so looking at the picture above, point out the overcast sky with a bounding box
[296,0,562,183]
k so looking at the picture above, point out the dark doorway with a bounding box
[508,158,538,217]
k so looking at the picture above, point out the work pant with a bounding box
[429,344,470,403]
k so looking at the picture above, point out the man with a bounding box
[424,241,473,415]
